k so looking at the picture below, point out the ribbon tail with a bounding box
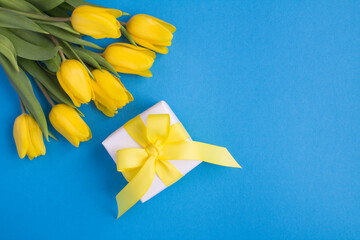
[116,157,156,218]
[156,159,183,186]
[162,141,241,168]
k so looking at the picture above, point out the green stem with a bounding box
[50,35,66,61]
[0,7,71,22]
[36,62,56,76]
[19,97,26,114]
[34,79,55,107]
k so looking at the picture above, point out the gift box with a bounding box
[102,101,202,203]
[103,101,240,218]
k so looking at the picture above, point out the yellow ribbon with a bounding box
[115,114,241,218]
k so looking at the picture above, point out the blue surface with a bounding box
[0,0,359,239]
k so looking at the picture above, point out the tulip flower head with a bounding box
[13,114,46,160]
[56,60,94,107]
[49,104,92,147]
[91,69,133,117]
[126,14,176,54]
[103,43,156,77]
[71,5,124,39]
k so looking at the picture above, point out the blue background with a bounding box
[0,0,359,239]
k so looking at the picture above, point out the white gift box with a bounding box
[102,101,202,203]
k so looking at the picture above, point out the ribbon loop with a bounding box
[115,114,241,218]
[116,148,148,171]
[124,116,148,148]
[167,122,190,143]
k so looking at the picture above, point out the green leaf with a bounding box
[26,0,65,11]
[0,28,61,61]
[48,131,58,141]
[46,6,70,18]
[9,29,53,47]
[72,46,119,77]
[34,20,80,35]
[0,8,47,34]
[0,0,42,13]
[73,47,102,71]
[9,28,62,71]
[59,2,75,12]
[0,6,71,22]
[120,26,137,46]
[38,24,103,50]
[65,0,98,8]
[18,58,77,110]
[0,55,48,139]
[0,34,19,71]
[37,62,56,75]
[43,54,61,72]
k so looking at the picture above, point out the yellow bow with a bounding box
[116,114,241,218]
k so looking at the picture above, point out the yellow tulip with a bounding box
[103,43,155,77]
[91,69,133,117]
[126,14,176,54]
[57,60,94,107]
[71,5,123,39]
[13,114,45,160]
[49,104,91,147]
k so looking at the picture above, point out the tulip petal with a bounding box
[136,14,176,33]
[96,70,128,102]
[125,14,175,54]
[75,6,123,18]
[92,85,118,113]
[131,35,169,54]
[113,66,153,77]
[13,114,45,160]
[80,12,121,39]
[71,6,121,39]
[57,60,93,107]
[57,72,81,107]
[127,15,173,45]
[27,116,46,156]
[125,90,134,102]
[26,115,46,159]
[13,114,29,159]
[50,104,91,147]
[104,44,155,72]
[91,69,133,116]
[94,101,117,117]
[106,43,156,58]
[103,8,123,18]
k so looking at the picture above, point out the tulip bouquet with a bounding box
[0,0,176,159]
